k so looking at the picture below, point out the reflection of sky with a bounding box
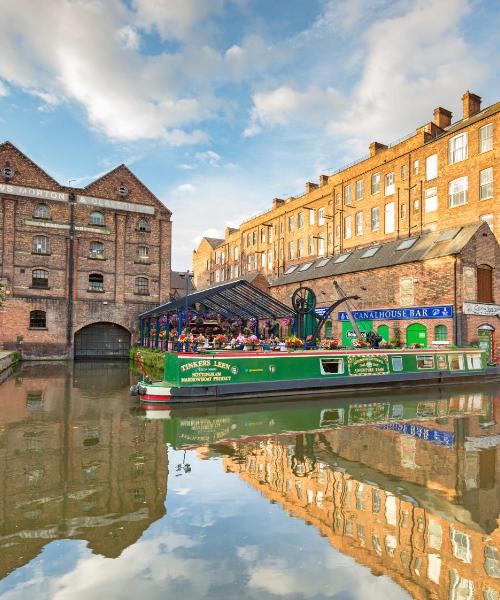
[0,448,410,600]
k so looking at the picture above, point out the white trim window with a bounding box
[451,529,472,563]
[308,235,314,255]
[267,249,273,268]
[479,123,493,153]
[449,177,468,207]
[480,167,493,200]
[234,246,239,260]
[448,132,468,164]
[425,187,438,212]
[288,241,294,259]
[344,215,352,239]
[261,251,266,267]
[384,172,395,196]
[269,227,273,243]
[401,164,407,180]
[413,160,419,175]
[355,211,363,236]
[318,207,325,226]
[371,172,380,194]
[344,184,353,205]
[318,235,325,256]
[297,212,304,229]
[371,206,380,231]
[309,208,315,225]
[297,238,304,257]
[385,202,395,234]
[288,215,294,232]
[426,154,438,180]
[356,179,364,201]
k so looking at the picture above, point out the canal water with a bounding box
[0,362,499,599]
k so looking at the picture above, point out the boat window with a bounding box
[320,358,344,374]
[448,354,465,370]
[391,356,403,371]
[416,355,434,369]
[466,353,482,370]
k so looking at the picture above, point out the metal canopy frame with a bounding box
[139,279,292,320]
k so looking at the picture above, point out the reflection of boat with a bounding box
[141,386,495,449]
[137,348,498,403]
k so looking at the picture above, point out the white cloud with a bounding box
[177,183,197,193]
[117,25,140,50]
[194,150,221,167]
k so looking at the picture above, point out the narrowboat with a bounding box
[136,347,500,404]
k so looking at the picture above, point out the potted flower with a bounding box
[247,334,260,351]
[214,333,226,349]
[321,338,340,350]
[285,336,303,350]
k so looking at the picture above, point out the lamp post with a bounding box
[180,271,193,332]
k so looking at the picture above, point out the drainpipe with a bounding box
[66,192,76,354]
[454,255,460,346]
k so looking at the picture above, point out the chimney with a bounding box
[462,91,481,119]
[319,174,329,186]
[272,198,284,209]
[306,181,318,193]
[369,141,387,157]
[433,107,452,129]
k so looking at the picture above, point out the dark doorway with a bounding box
[74,323,130,359]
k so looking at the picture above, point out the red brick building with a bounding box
[0,141,172,358]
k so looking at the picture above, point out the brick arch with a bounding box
[74,321,131,359]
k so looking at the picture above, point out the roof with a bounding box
[170,271,197,294]
[440,101,500,138]
[205,237,225,249]
[271,222,487,287]
[140,279,292,320]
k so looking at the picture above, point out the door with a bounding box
[74,323,131,359]
[477,265,493,303]
[406,323,428,348]
[377,324,389,343]
[342,320,373,347]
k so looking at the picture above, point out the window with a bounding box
[315,257,331,268]
[260,228,266,243]
[29,310,46,328]
[480,167,493,200]
[234,246,239,260]
[288,241,294,259]
[449,132,468,164]
[90,211,105,226]
[428,518,443,550]
[137,245,149,260]
[246,233,251,247]
[308,235,314,255]
[252,231,257,245]
[344,215,352,239]
[33,204,50,219]
[299,262,313,271]
[401,203,406,219]
[416,355,434,369]
[384,202,395,233]
[426,154,438,180]
[451,529,472,563]
[449,177,468,207]
[449,570,474,600]
[89,241,104,259]
[401,164,407,180]
[297,213,304,229]
[434,325,448,342]
[334,252,350,263]
[135,277,149,295]
[267,249,273,268]
[467,353,483,370]
[309,209,315,225]
[371,172,380,194]
[413,160,419,175]
[297,238,304,257]
[361,246,379,258]
[425,187,438,212]
[247,254,254,270]
[371,206,380,231]
[318,207,325,226]
[477,264,493,302]
[384,172,395,196]
[288,216,294,232]
[269,227,273,243]
[448,354,465,370]
[33,235,50,255]
[344,184,353,205]
[32,269,48,288]
[284,265,297,275]
[391,356,403,371]
[481,214,494,231]
[372,488,381,513]
[396,238,417,250]
[413,198,420,213]
[88,273,104,292]
[479,123,493,153]
[355,212,363,236]
[318,235,325,256]
[484,545,500,578]
[138,219,150,232]
[320,358,344,374]
[356,180,364,200]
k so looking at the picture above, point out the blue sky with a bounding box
[0,0,498,269]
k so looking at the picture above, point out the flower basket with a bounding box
[285,336,303,350]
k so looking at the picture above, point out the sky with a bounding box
[0,0,499,270]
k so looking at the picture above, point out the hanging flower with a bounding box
[281,317,293,327]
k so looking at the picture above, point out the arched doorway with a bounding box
[377,324,389,343]
[74,322,131,359]
[406,323,427,348]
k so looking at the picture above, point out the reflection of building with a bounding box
[0,362,167,579]
[224,401,500,599]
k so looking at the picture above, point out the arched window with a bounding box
[88,273,104,292]
[29,310,46,329]
[90,211,105,226]
[477,265,493,303]
[33,204,51,219]
[137,245,149,260]
[89,241,104,259]
[137,218,150,232]
[135,277,149,295]
[434,325,448,342]
[32,269,49,288]
[33,235,50,255]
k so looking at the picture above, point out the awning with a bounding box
[139,279,292,320]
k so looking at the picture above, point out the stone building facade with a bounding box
[0,141,172,358]
[193,91,498,288]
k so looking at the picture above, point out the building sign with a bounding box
[338,305,454,321]
[348,354,389,375]
[179,359,234,384]
[463,302,500,317]
[0,183,68,202]
[463,267,476,302]
[315,306,330,317]
[379,422,455,447]
[77,195,155,215]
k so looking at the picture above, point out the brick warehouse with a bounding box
[0,141,172,358]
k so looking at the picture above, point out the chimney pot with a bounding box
[433,107,452,129]
[369,141,388,157]
[319,175,329,186]
[462,91,481,119]
[306,181,319,193]
[272,198,285,209]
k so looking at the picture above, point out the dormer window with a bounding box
[90,211,105,226]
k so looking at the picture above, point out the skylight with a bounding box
[334,253,351,263]
[284,265,298,275]
[299,262,313,271]
[315,257,331,268]
[396,238,418,250]
[437,228,461,242]
[361,246,380,258]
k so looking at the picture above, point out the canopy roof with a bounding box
[139,279,292,320]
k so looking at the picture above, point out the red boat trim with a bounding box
[140,393,171,402]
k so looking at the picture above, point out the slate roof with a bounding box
[170,271,196,296]
[271,222,487,287]
[205,237,225,249]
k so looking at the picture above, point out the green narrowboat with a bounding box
[136,347,499,404]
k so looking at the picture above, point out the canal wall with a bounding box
[0,351,20,384]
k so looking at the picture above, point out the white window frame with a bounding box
[318,207,325,226]
[318,235,325,256]
[288,241,294,259]
[371,172,380,194]
[288,216,294,232]
[449,176,468,208]
[448,132,468,164]
[356,179,364,200]
[413,160,419,175]
[384,202,395,234]
[384,172,395,196]
[451,529,472,563]
[344,215,352,239]
[425,187,438,213]
[344,184,353,205]
[426,154,438,181]
[479,123,493,153]
[297,212,304,229]
[480,167,493,200]
[355,211,363,236]
[309,209,315,225]
[308,235,314,256]
[297,238,304,257]
[371,206,380,231]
